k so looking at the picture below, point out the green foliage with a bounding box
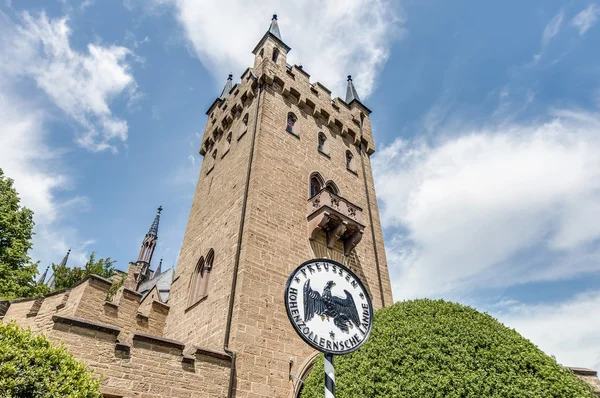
[300,299,596,398]
[0,169,48,300]
[0,321,102,397]
[52,252,116,291]
[106,273,126,302]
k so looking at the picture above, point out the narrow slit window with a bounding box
[286,112,298,135]
[346,151,354,171]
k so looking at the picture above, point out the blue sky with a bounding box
[1,0,600,370]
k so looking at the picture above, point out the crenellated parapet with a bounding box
[2,274,169,338]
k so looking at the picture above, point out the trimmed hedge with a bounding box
[300,299,595,398]
[0,321,102,397]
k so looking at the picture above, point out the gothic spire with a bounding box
[147,206,162,238]
[38,266,49,284]
[268,14,282,40]
[219,74,233,100]
[155,257,163,277]
[59,248,71,267]
[345,75,361,104]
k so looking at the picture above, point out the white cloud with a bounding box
[530,10,564,66]
[0,11,136,271]
[374,110,600,299]
[495,291,600,370]
[542,10,564,47]
[0,11,137,153]
[572,4,599,35]
[141,0,404,99]
[0,87,91,271]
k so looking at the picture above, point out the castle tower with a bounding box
[124,206,162,290]
[164,15,393,397]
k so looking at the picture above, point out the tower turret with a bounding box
[252,14,291,70]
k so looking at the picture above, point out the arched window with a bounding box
[207,149,217,174]
[188,256,205,306]
[224,132,232,155]
[309,173,324,198]
[240,113,249,138]
[325,181,339,195]
[346,150,354,172]
[188,249,215,308]
[259,48,264,58]
[318,132,328,155]
[286,112,298,135]
[272,48,280,63]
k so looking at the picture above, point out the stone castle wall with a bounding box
[1,275,232,398]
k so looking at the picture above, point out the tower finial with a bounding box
[272,13,277,20]
[345,74,361,103]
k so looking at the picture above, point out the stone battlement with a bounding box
[1,274,232,397]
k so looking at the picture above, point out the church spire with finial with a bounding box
[219,74,233,100]
[147,206,162,238]
[38,266,49,284]
[155,257,163,277]
[345,75,361,103]
[138,206,162,266]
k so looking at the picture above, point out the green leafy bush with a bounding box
[300,299,595,398]
[0,321,102,397]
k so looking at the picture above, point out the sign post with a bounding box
[324,352,335,398]
[284,259,373,397]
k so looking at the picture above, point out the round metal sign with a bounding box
[284,258,373,355]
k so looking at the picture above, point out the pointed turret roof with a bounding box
[345,75,361,103]
[219,74,233,100]
[38,266,49,284]
[58,248,71,267]
[268,14,282,40]
[155,257,163,277]
[252,14,290,54]
[147,206,162,238]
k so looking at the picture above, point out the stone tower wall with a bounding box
[224,57,392,397]
[164,72,260,351]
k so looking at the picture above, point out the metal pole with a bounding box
[324,353,335,398]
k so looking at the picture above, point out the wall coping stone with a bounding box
[132,332,185,351]
[71,274,113,291]
[151,300,170,313]
[52,315,120,336]
[122,288,142,299]
[193,345,232,362]
[10,296,41,304]
[569,367,598,376]
[104,301,118,309]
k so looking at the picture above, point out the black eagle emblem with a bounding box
[303,280,361,333]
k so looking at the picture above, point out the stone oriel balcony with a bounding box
[307,189,365,255]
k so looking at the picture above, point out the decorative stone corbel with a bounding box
[343,229,364,256]
[327,221,348,249]
[308,211,330,240]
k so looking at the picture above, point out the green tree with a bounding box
[300,299,596,398]
[0,169,48,300]
[52,252,116,290]
[0,321,102,397]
